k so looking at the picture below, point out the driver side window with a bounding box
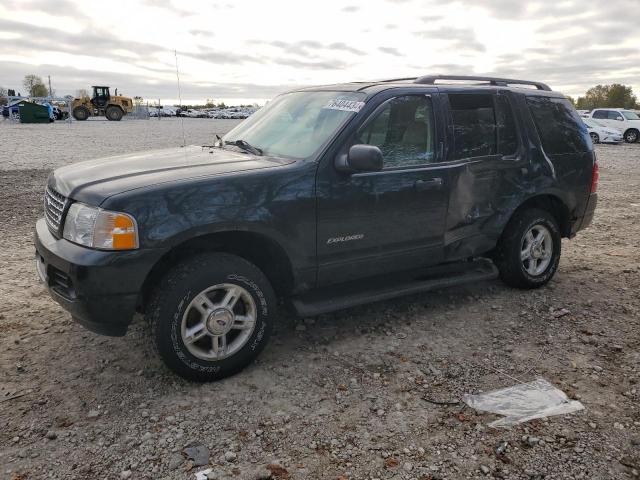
[357,95,435,168]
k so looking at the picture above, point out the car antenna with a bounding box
[174,49,186,148]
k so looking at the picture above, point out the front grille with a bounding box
[44,186,68,237]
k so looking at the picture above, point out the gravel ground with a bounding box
[0,119,638,480]
[0,118,242,170]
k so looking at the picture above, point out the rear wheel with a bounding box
[624,129,638,143]
[493,208,561,289]
[146,253,276,381]
[72,106,89,121]
[589,132,600,144]
[105,105,124,121]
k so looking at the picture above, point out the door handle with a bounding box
[414,177,443,190]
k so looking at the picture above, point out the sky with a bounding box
[1,0,639,105]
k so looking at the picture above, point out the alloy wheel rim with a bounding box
[181,283,256,361]
[520,224,553,276]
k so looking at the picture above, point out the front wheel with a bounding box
[105,105,124,121]
[589,132,600,144]
[146,253,276,381]
[493,209,561,289]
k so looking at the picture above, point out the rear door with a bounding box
[315,91,449,285]
[440,90,524,259]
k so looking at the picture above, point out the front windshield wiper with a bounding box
[224,139,263,156]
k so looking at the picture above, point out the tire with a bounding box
[146,253,276,381]
[624,129,638,143]
[105,105,124,121]
[72,106,89,121]
[493,208,561,289]
[589,132,600,144]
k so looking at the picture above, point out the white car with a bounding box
[582,118,623,144]
[587,108,640,143]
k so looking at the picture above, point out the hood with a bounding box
[49,145,294,205]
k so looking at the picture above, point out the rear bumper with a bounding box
[578,194,597,232]
[34,218,163,336]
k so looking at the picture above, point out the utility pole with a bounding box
[48,75,53,97]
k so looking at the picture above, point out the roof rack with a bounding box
[412,75,551,91]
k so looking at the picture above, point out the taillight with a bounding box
[591,160,599,194]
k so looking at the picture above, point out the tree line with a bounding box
[566,84,638,110]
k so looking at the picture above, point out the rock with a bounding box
[120,471,132,479]
[168,452,183,470]
[205,470,219,480]
[552,308,571,318]
[184,442,210,467]
[242,466,272,480]
[403,462,413,472]
[480,465,490,475]
[87,410,100,419]
[522,435,539,447]
[45,430,57,440]
[224,451,237,462]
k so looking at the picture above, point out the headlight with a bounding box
[63,203,139,250]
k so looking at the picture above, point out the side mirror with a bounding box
[616,116,624,121]
[335,144,383,173]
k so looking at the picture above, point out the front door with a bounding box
[315,93,449,285]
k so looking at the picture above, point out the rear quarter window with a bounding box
[526,97,591,154]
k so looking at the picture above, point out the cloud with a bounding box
[378,46,403,56]
[250,39,365,57]
[413,26,486,52]
[341,5,359,12]
[0,19,167,61]
[0,61,295,100]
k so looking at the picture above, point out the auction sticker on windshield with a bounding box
[323,99,366,112]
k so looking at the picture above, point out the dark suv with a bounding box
[35,75,598,381]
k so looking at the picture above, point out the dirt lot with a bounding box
[0,119,638,480]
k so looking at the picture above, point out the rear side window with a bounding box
[449,94,496,159]
[526,97,591,154]
[448,93,519,160]
[592,110,609,119]
[496,95,518,156]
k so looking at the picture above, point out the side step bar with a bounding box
[291,258,498,317]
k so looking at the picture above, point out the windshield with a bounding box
[222,91,366,159]
[622,110,640,120]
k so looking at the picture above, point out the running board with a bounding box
[291,258,498,317]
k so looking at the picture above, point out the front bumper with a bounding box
[34,218,163,336]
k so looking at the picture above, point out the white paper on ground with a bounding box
[194,468,212,480]
[462,378,584,428]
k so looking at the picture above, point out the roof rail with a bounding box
[413,75,551,91]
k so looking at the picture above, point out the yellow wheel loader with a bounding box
[72,86,133,121]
